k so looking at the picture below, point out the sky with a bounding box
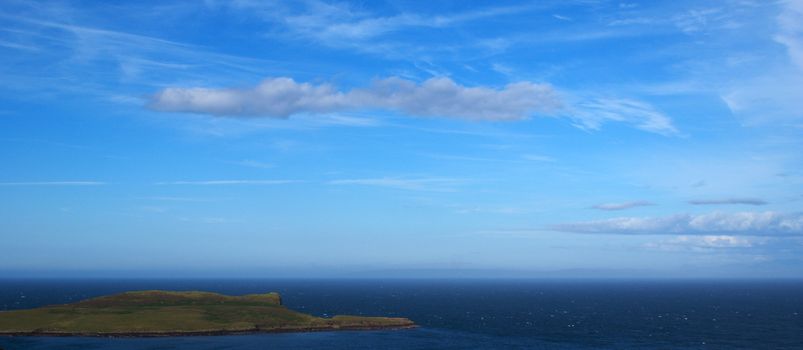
[1,0,802,278]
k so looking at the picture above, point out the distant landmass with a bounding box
[0,290,415,336]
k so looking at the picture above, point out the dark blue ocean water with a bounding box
[0,279,801,349]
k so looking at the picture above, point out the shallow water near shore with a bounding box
[1,279,802,349]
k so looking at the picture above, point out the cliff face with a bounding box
[0,290,414,336]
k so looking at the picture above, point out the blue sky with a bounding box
[1,0,802,278]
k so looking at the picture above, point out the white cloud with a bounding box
[688,198,767,206]
[550,211,803,236]
[149,76,560,121]
[149,78,347,118]
[353,77,560,120]
[592,201,654,211]
[150,77,685,135]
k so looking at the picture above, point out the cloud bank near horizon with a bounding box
[550,211,803,236]
[592,200,654,211]
[688,198,768,206]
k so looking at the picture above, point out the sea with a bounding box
[0,279,801,349]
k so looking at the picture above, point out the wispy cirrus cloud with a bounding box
[522,154,556,162]
[0,181,106,186]
[223,0,535,53]
[229,160,274,169]
[775,0,803,71]
[717,1,803,125]
[139,196,215,202]
[0,8,300,98]
[550,211,803,236]
[688,198,768,206]
[592,200,654,211]
[600,2,803,127]
[329,177,468,191]
[552,14,572,22]
[568,98,677,135]
[298,114,382,127]
[156,180,300,185]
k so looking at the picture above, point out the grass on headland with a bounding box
[0,290,415,335]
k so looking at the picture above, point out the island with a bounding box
[0,290,415,337]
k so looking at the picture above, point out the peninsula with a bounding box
[0,290,415,337]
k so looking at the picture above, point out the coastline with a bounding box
[0,323,418,338]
